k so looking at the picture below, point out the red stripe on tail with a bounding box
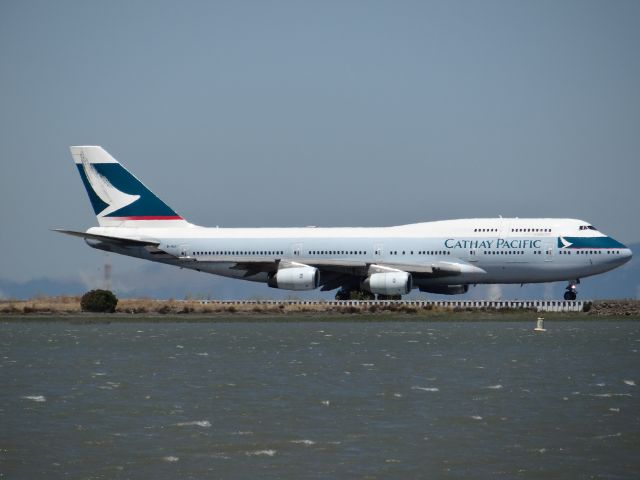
[115,216,184,220]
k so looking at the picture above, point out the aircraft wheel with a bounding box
[378,294,401,300]
[358,291,375,301]
[564,290,577,301]
[335,288,350,301]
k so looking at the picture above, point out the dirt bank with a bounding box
[1,296,638,317]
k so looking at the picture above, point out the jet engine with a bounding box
[362,272,412,295]
[419,284,469,295]
[268,267,320,291]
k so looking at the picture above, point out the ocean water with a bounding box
[1,319,639,479]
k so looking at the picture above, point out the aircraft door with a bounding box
[180,244,190,257]
[498,218,510,239]
[543,239,554,262]
[373,243,384,259]
[291,243,303,258]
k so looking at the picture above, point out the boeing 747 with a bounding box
[57,146,632,300]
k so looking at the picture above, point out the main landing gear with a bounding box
[564,280,580,301]
[335,288,351,300]
[335,288,376,301]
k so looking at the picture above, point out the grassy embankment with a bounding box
[0,296,463,316]
[1,296,639,321]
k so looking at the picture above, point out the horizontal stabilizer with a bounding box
[53,229,160,247]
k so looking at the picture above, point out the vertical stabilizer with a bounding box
[70,146,190,228]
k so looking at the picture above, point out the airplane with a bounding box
[57,146,633,301]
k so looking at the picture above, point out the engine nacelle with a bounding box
[268,267,320,291]
[419,284,469,295]
[363,272,412,296]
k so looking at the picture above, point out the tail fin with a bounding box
[70,146,190,228]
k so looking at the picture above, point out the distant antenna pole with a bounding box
[104,254,112,291]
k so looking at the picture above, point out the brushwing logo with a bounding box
[80,152,140,217]
[558,237,573,249]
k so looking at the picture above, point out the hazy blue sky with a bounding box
[1,0,638,286]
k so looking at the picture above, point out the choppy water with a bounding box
[1,319,639,479]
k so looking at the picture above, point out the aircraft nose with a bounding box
[612,240,633,266]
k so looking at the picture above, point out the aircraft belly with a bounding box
[189,262,269,282]
[474,262,610,283]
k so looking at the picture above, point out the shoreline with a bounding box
[2,313,639,323]
[1,297,639,321]
[0,297,640,324]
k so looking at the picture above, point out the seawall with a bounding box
[1,297,639,316]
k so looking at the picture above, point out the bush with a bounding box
[158,305,172,314]
[80,289,118,313]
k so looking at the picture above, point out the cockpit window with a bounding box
[579,225,597,231]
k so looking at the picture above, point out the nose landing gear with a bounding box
[564,280,579,301]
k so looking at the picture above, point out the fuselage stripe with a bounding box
[111,216,184,220]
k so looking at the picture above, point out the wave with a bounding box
[412,386,439,392]
[590,393,632,398]
[291,439,315,446]
[174,420,211,427]
[246,449,276,457]
[22,395,46,402]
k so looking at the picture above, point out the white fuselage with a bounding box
[85,217,632,289]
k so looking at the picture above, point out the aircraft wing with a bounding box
[55,230,485,290]
[55,231,483,279]
[304,258,485,277]
[376,260,486,276]
[226,256,485,288]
